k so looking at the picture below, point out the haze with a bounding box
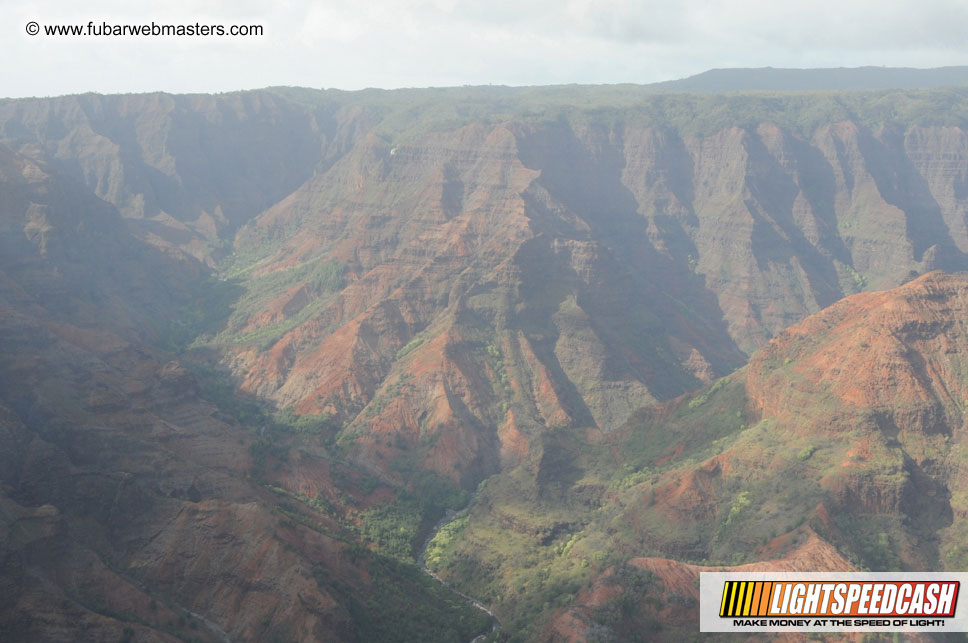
[3,0,968,98]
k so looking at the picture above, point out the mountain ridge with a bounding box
[429,272,968,640]
[6,84,968,640]
[651,65,968,93]
[7,64,968,102]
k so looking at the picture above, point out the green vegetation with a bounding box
[723,491,752,528]
[423,511,469,569]
[941,521,968,570]
[588,565,662,641]
[424,359,948,636]
[326,555,491,643]
[268,85,968,143]
[273,406,336,436]
[207,257,347,349]
[249,440,289,477]
[308,260,346,294]
[185,362,336,436]
[835,514,905,571]
[186,361,268,427]
[265,461,486,640]
[622,374,748,472]
[359,499,425,560]
[230,297,330,350]
[108,84,968,639]
[686,376,728,409]
[611,466,652,490]
[396,334,429,360]
[355,466,467,561]
[425,459,601,640]
[152,277,242,352]
[845,264,868,291]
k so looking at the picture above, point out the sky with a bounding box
[3,0,968,98]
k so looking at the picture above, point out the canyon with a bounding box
[3,79,968,640]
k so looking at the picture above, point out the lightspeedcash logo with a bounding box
[701,572,968,633]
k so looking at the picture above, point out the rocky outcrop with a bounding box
[747,271,968,437]
[0,135,481,641]
[8,86,968,640]
[212,102,968,489]
[0,91,363,263]
[542,529,855,642]
[9,90,968,489]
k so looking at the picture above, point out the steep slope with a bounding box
[0,144,488,642]
[0,141,199,334]
[426,272,968,641]
[0,323,487,642]
[8,85,968,640]
[0,91,364,263]
[220,121,747,487]
[211,91,968,495]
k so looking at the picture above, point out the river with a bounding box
[417,510,501,643]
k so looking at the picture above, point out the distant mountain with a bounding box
[651,65,968,93]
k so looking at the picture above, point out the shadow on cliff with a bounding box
[512,119,747,394]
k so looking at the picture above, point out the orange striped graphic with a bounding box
[721,581,776,616]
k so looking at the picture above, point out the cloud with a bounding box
[690,0,968,52]
[2,0,968,97]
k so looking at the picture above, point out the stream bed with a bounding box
[417,509,501,643]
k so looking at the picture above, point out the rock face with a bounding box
[428,272,968,642]
[6,85,968,640]
[543,533,856,642]
[740,271,968,563]
[0,91,355,264]
[0,137,485,641]
[214,97,968,488]
[748,271,968,437]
